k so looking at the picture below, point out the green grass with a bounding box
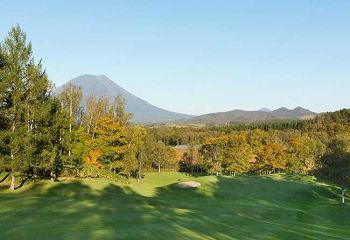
[0,172,349,240]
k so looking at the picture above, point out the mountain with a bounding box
[181,107,317,124]
[55,75,193,123]
[259,108,272,112]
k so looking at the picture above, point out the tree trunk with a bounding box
[68,86,73,158]
[50,171,55,182]
[9,119,16,192]
[9,175,15,191]
[158,164,161,173]
[27,109,30,132]
[92,112,101,139]
[341,189,345,204]
[87,113,93,134]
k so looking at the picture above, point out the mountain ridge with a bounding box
[179,107,317,124]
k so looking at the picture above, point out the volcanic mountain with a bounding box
[55,74,193,123]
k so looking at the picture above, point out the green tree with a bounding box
[122,125,146,179]
[319,134,350,203]
[0,25,60,189]
[145,136,176,173]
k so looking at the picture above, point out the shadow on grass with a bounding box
[0,175,349,240]
[14,176,32,190]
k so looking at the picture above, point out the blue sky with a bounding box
[1,0,349,115]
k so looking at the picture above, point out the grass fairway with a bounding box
[0,173,349,240]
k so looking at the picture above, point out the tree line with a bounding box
[0,26,176,189]
[160,110,350,202]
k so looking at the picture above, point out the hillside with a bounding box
[0,173,349,239]
[55,75,193,123]
[181,107,317,124]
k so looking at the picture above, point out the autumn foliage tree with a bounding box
[83,117,127,171]
[223,135,253,176]
[200,136,228,175]
[256,143,286,174]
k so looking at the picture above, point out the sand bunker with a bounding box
[175,181,201,189]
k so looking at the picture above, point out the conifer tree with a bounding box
[0,25,59,189]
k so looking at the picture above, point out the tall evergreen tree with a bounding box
[0,25,60,189]
[0,25,34,190]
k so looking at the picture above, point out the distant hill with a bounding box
[55,75,193,123]
[259,108,272,112]
[180,107,317,124]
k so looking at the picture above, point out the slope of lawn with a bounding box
[0,172,349,240]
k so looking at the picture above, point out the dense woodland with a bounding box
[0,26,349,200]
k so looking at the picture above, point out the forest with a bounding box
[0,26,349,201]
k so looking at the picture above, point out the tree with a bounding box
[256,143,286,174]
[80,94,112,137]
[286,134,321,174]
[58,84,82,158]
[145,136,176,173]
[83,94,98,134]
[111,94,132,126]
[91,95,111,138]
[35,98,65,181]
[122,125,146,179]
[0,44,10,173]
[247,129,268,153]
[223,135,253,176]
[200,136,228,175]
[0,47,9,131]
[1,26,40,189]
[84,117,127,172]
[179,144,200,173]
[319,134,350,203]
[0,25,61,189]
[0,25,32,190]
[78,94,142,177]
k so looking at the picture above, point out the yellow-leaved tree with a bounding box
[84,117,127,172]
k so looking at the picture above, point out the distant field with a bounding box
[0,172,349,240]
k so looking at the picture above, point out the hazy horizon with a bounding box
[2,1,350,115]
